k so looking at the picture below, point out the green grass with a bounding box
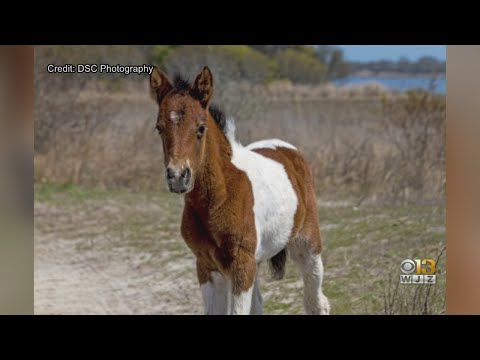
[258,201,445,314]
[319,203,445,314]
[263,300,294,313]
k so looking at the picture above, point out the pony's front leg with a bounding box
[199,271,254,315]
[198,261,231,315]
[202,239,256,315]
[228,247,256,315]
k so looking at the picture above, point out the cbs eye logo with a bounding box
[400,259,436,284]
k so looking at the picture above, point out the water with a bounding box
[333,76,446,94]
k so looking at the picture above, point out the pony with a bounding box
[149,66,330,315]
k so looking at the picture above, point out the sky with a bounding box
[336,45,446,62]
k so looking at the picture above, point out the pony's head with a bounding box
[150,66,215,194]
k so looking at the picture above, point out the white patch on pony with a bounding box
[226,117,298,263]
[246,139,297,151]
[232,286,253,315]
[224,117,237,145]
[169,111,180,124]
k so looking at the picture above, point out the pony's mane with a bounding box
[172,73,226,133]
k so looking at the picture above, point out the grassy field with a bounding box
[34,183,445,315]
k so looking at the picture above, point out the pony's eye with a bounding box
[155,124,163,134]
[197,124,207,137]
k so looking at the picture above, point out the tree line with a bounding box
[150,45,349,84]
[151,45,445,83]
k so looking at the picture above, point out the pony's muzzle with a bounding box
[166,166,192,194]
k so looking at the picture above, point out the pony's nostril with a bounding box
[182,168,191,181]
[166,168,175,180]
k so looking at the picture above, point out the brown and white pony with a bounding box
[149,66,330,315]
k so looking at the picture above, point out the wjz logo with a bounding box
[400,259,436,284]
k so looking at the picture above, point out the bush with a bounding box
[162,45,272,84]
[274,48,326,84]
[150,45,176,67]
[222,45,274,84]
[155,45,328,85]
[380,90,446,201]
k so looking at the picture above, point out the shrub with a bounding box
[380,90,446,201]
[274,48,326,84]
[162,45,272,84]
[150,45,176,67]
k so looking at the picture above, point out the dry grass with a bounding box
[34,80,445,204]
[258,80,390,101]
[383,247,446,315]
[35,80,160,190]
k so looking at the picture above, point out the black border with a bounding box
[0,12,467,44]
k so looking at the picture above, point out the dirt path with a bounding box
[34,196,203,314]
[35,234,204,314]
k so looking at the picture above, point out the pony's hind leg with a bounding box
[289,237,330,315]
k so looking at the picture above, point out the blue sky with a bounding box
[336,45,446,62]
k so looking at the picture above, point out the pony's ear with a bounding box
[190,66,213,108]
[150,66,172,104]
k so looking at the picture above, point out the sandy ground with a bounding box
[34,186,446,315]
[35,234,201,315]
[34,198,202,314]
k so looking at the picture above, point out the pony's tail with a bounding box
[268,248,287,280]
